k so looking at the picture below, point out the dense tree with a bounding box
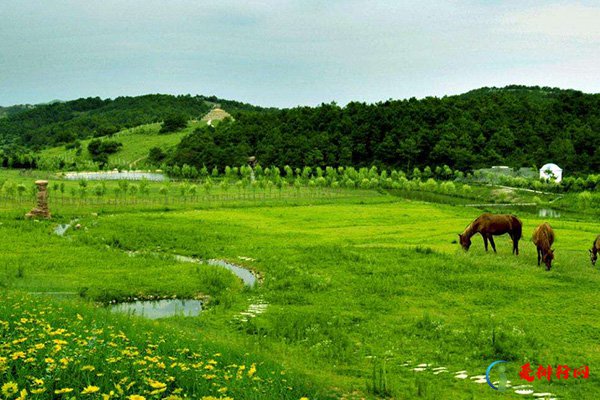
[167,86,600,173]
[3,86,600,174]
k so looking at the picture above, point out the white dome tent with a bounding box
[539,163,562,183]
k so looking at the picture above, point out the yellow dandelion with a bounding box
[147,379,166,390]
[248,363,257,377]
[54,388,74,394]
[81,385,100,394]
[31,388,46,394]
[81,365,96,371]
[17,388,27,400]
[127,396,145,400]
[2,382,18,396]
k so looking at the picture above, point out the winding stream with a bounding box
[53,221,263,319]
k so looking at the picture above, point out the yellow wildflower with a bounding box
[128,396,146,400]
[31,388,46,394]
[248,363,257,377]
[2,382,18,396]
[81,385,100,394]
[54,388,74,394]
[81,365,96,371]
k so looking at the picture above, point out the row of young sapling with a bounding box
[23,161,594,207]
[0,165,478,205]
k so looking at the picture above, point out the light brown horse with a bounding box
[532,222,555,270]
[589,235,600,266]
[459,213,522,254]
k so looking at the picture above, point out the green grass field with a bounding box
[1,176,598,399]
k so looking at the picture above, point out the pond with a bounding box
[62,171,165,181]
[110,299,203,319]
[538,208,561,218]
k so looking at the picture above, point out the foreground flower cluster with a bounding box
[0,293,297,399]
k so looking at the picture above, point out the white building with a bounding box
[539,163,562,183]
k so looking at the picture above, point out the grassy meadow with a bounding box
[38,121,205,170]
[1,170,599,399]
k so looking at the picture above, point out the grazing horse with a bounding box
[589,235,600,266]
[459,213,522,254]
[532,222,555,271]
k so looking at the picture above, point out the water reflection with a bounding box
[110,299,202,319]
[538,208,561,218]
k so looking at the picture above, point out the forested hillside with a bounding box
[2,86,600,173]
[0,94,263,149]
[0,104,34,119]
[171,86,600,173]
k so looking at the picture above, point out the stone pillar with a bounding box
[26,180,51,219]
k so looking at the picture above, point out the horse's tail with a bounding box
[512,215,522,241]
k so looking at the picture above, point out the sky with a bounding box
[1,0,599,108]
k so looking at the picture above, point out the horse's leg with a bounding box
[537,248,541,266]
[483,235,489,251]
[514,237,519,255]
[489,235,497,253]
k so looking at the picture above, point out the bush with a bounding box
[160,114,188,133]
[87,139,122,166]
[148,147,167,165]
[578,191,592,209]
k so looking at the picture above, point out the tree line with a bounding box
[168,86,600,174]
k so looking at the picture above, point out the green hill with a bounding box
[170,85,600,173]
[38,120,206,170]
[5,86,600,174]
[0,94,264,149]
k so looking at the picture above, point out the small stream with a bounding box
[173,255,257,287]
[52,221,262,320]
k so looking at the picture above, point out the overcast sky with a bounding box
[1,1,599,107]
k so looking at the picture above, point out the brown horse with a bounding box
[532,222,555,270]
[589,235,600,266]
[459,213,522,254]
